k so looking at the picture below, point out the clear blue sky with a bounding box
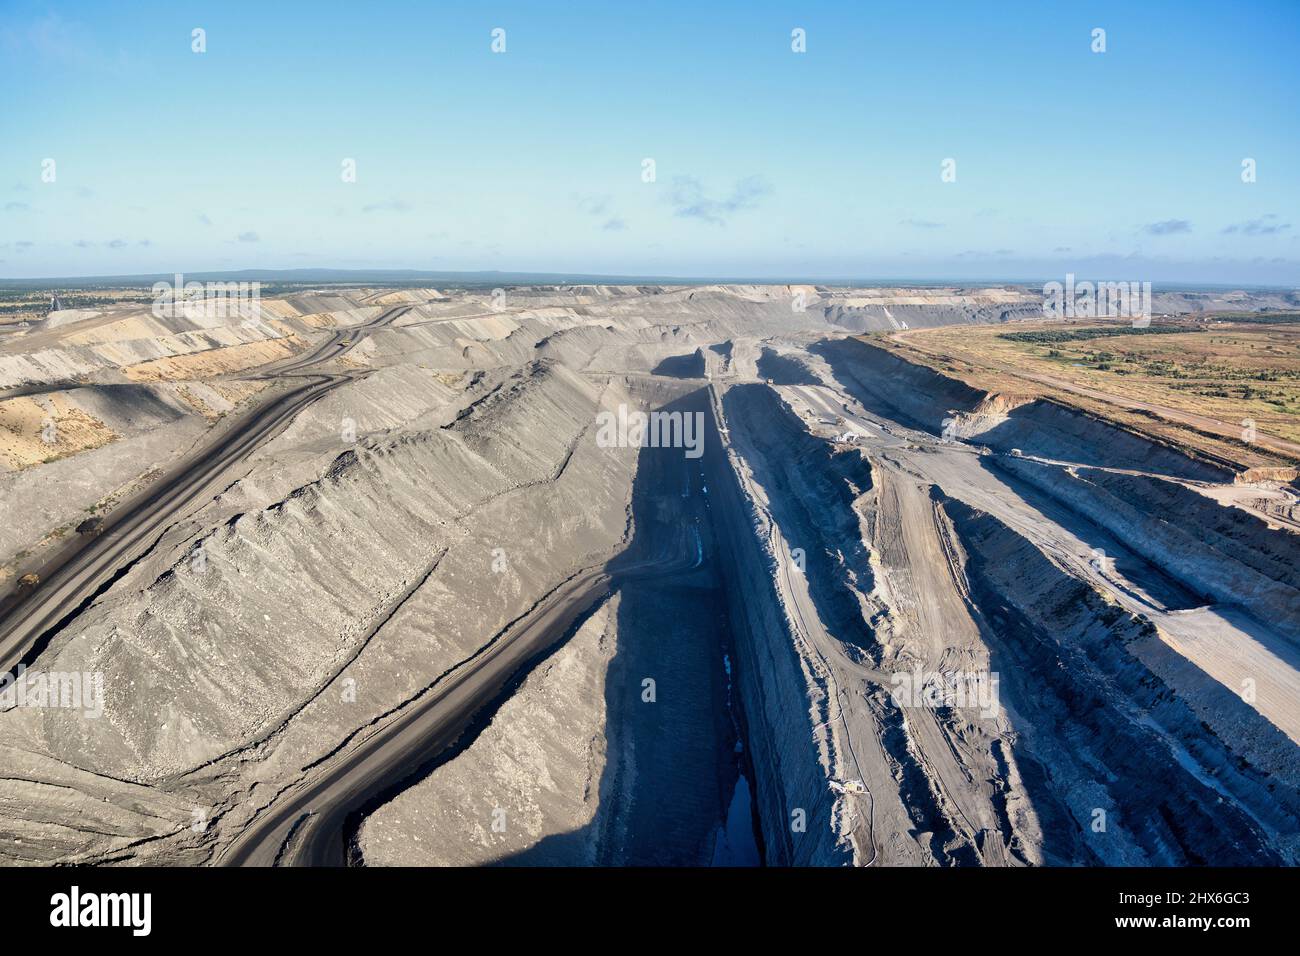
[1,0,1297,284]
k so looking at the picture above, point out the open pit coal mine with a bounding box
[0,284,1297,867]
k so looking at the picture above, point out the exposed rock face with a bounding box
[992,457,1300,639]
[941,497,1298,865]
[705,385,867,865]
[0,312,309,390]
[823,298,1045,333]
[361,385,753,867]
[812,337,989,431]
[1,285,1296,868]
[814,337,1233,481]
[360,598,621,866]
[25,362,632,770]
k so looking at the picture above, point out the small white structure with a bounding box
[830,778,868,795]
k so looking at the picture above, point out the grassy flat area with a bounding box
[0,288,158,324]
[881,317,1300,470]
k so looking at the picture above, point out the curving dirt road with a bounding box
[220,432,711,866]
[0,306,409,676]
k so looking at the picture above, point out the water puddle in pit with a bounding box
[711,771,761,866]
[710,652,762,866]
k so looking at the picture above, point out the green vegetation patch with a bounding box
[998,326,1189,345]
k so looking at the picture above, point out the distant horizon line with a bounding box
[1,267,1296,293]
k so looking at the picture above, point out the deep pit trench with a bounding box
[334,383,769,866]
